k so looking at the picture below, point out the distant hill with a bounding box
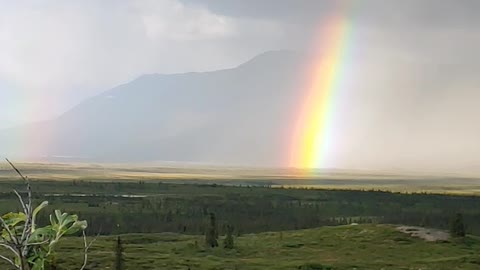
[0,51,306,165]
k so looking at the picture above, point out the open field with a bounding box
[2,162,480,194]
[2,224,480,270]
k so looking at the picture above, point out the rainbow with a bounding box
[289,8,352,170]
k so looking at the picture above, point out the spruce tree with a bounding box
[223,225,234,249]
[450,213,466,237]
[205,213,219,248]
[114,236,125,270]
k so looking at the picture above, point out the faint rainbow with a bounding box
[289,7,353,170]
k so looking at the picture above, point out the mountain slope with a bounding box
[0,51,306,165]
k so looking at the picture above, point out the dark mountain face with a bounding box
[1,51,307,166]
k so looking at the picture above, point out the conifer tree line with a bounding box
[1,181,479,236]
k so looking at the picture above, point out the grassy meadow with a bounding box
[1,224,477,270]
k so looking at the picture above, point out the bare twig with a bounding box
[5,159,34,257]
[25,239,50,246]
[5,159,28,183]
[0,216,17,245]
[80,231,98,270]
[0,254,19,269]
[0,242,19,256]
[80,232,88,270]
[13,190,27,214]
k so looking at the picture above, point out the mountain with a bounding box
[0,51,306,166]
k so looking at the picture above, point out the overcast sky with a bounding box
[1,0,479,129]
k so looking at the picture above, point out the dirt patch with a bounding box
[397,226,450,242]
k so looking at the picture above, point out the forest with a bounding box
[0,180,478,236]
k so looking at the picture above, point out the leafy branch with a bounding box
[0,159,92,270]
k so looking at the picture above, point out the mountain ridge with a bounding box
[0,50,305,166]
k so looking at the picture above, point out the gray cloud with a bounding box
[181,0,480,27]
[0,0,289,128]
[2,0,478,125]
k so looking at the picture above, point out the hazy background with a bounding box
[1,0,479,173]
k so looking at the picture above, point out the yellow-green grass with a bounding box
[2,162,480,195]
[3,224,479,269]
